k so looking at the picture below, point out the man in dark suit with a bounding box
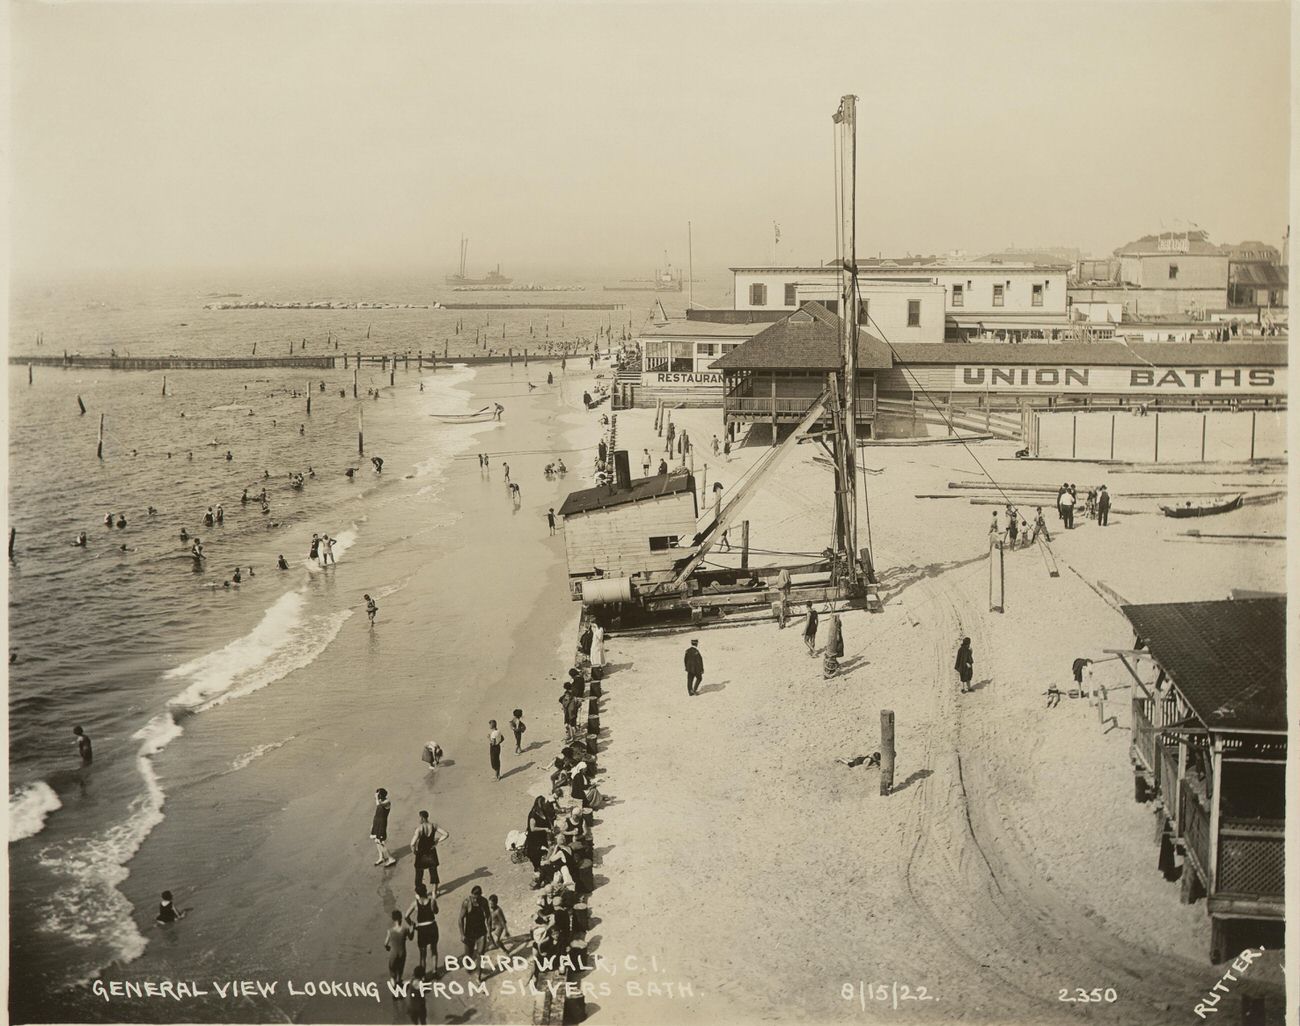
[684,639,704,696]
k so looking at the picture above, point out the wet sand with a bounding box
[81,362,605,1024]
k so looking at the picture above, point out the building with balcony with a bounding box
[730,260,1071,341]
[1115,597,1285,961]
[711,302,891,439]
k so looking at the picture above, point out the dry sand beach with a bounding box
[582,404,1285,1025]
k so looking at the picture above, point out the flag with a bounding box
[774,223,781,244]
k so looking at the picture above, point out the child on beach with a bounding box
[383,909,413,986]
[155,890,187,925]
[487,894,509,952]
[365,594,378,625]
[509,710,526,754]
[406,967,428,1024]
[371,788,397,866]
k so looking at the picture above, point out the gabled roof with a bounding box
[887,341,1288,367]
[710,302,894,371]
[558,470,694,517]
[1229,263,1288,288]
[1120,598,1286,732]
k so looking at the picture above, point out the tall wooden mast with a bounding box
[833,94,860,580]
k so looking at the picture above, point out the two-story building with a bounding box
[1087,230,1230,319]
[731,260,1071,342]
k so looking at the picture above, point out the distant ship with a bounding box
[606,260,683,292]
[446,236,513,287]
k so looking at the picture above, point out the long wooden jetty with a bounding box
[12,347,609,373]
[12,355,337,370]
[436,302,623,310]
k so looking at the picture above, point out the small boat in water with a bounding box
[1159,494,1243,518]
[429,406,495,423]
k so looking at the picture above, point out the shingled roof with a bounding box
[558,470,695,517]
[710,302,894,371]
[1121,598,1286,732]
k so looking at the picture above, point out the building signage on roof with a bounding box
[1157,236,1191,254]
[954,366,1280,394]
[651,371,723,386]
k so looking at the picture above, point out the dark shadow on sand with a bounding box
[890,768,933,793]
[439,866,493,896]
[695,679,728,694]
[499,761,534,781]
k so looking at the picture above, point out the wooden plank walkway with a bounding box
[11,355,337,370]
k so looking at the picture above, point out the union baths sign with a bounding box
[955,365,1281,394]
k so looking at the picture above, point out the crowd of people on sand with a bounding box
[363,639,607,1013]
[987,482,1113,551]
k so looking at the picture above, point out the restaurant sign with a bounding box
[651,371,724,386]
[954,365,1281,394]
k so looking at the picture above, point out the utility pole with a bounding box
[687,221,695,310]
[834,94,861,579]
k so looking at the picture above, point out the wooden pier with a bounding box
[12,354,338,371]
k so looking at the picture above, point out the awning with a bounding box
[952,317,1073,331]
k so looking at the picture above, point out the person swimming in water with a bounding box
[191,538,204,560]
[277,555,289,570]
[345,468,356,479]
[372,456,384,473]
[232,567,242,584]
[104,511,114,527]
[179,528,190,542]
[116,514,127,529]
[147,507,157,516]
[215,504,224,525]
[241,489,249,504]
[73,726,93,763]
[225,450,233,461]
[203,507,215,527]
[74,532,87,547]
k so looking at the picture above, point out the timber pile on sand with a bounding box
[579,404,1284,1023]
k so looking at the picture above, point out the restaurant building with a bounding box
[711,303,1287,441]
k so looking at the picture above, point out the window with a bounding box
[721,343,739,354]
[907,300,921,327]
[784,283,798,306]
[993,284,1005,307]
[696,343,717,357]
[648,535,680,552]
[749,283,767,306]
[1168,264,1179,280]
[857,298,870,323]
[1032,284,1043,307]
[951,284,964,307]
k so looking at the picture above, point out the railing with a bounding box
[1217,819,1285,900]
[725,396,875,418]
[1131,700,1157,773]
[1180,780,1211,879]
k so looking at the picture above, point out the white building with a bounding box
[731,261,1071,341]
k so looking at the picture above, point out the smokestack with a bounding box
[613,450,631,491]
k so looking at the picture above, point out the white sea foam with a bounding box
[38,578,353,971]
[230,735,296,772]
[9,781,62,843]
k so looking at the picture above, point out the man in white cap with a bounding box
[684,639,704,696]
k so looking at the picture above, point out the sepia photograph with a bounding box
[4,1,1293,1024]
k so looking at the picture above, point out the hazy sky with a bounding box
[9,1,1293,279]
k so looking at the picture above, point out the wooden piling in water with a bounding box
[77,395,86,415]
[358,407,364,456]
[97,414,105,460]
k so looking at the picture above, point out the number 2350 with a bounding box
[1059,988,1117,1003]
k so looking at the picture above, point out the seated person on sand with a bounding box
[156,890,187,925]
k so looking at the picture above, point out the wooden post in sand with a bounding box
[353,367,359,399]
[1153,412,1160,463]
[1071,415,1077,458]
[1200,414,1207,462]
[306,384,311,416]
[880,710,895,795]
[1249,411,1257,461]
[8,528,14,560]
[358,407,364,456]
[988,537,1005,612]
[28,363,33,385]
[97,414,105,460]
[740,520,750,569]
[1110,414,1116,460]
[390,355,396,388]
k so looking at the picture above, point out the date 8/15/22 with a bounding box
[841,982,936,1010]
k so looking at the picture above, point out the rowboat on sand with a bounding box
[1159,494,1243,518]
[429,406,495,423]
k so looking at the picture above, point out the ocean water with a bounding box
[6,269,647,1010]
